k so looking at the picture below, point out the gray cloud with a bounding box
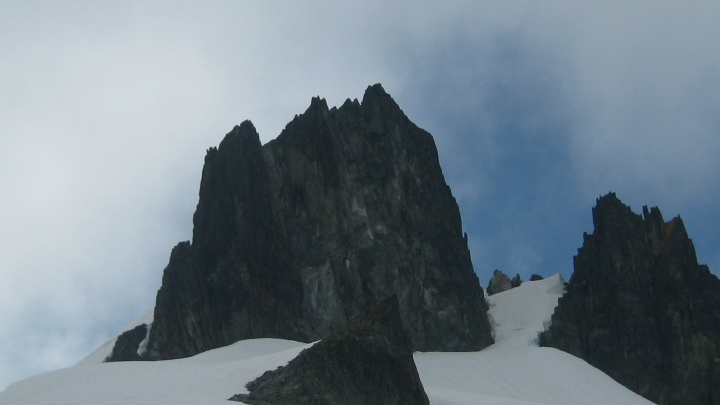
[382,2,720,283]
[560,3,720,207]
[1,0,719,391]
[387,27,584,282]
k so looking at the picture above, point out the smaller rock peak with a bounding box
[362,83,390,105]
[591,192,637,234]
[511,274,522,288]
[230,294,429,405]
[237,119,256,133]
[307,96,330,113]
[642,205,666,233]
[340,97,360,109]
[227,120,259,141]
[365,83,388,97]
[642,205,663,220]
[594,192,624,212]
[361,83,403,114]
[487,270,512,296]
[639,204,688,242]
[335,97,362,116]
[662,216,689,241]
[217,120,261,154]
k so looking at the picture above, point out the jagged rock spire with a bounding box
[541,192,720,405]
[140,84,493,360]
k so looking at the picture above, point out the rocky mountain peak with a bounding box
[136,84,493,361]
[541,192,720,405]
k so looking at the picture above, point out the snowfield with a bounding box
[0,274,654,405]
[416,274,653,405]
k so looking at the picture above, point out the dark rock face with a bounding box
[105,324,147,362]
[511,274,522,288]
[229,297,430,405]
[540,193,720,405]
[145,84,493,360]
[487,270,512,295]
[529,274,543,281]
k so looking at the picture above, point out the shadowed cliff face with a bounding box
[541,193,720,405]
[144,84,493,360]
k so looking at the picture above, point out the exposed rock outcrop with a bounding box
[105,324,147,362]
[529,274,543,281]
[229,297,429,405]
[540,193,720,405]
[143,84,493,360]
[511,274,522,288]
[487,270,512,295]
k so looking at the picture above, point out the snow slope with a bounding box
[1,339,311,405]
[416,274,654,405]
[0,274,654,405]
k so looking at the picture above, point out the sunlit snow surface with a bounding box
[0,274,654,405]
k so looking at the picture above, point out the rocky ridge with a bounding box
[229,297,429,405]
[132,84,492,361]
[541,193,720,405]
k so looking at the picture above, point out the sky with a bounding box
[1,0,719,391]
